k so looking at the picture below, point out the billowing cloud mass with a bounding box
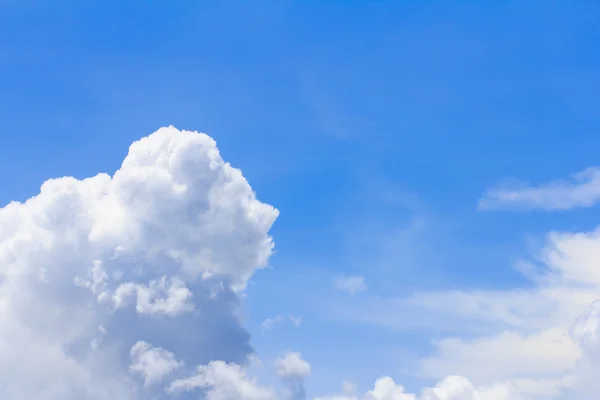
[478,167,600,211]
[0,126,279,399]
[5,125,600,400]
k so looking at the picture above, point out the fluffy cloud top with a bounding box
[168,361,277,400]
[478,167,600,211]
[315,375,518,400]
[129,341,182,386]
[275,352,312,380]
[275,352,311,400]
[5,124,600,400]
[0,126,278,398]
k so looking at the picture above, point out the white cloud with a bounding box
[334,275,367,295]
[342,381,358,396]
[275,352,311,380]
[404,227,600,397]
[314,375,519,400]
[571,301,600,353]
[8,124,600,400]
[290,315,303,327]
[366,377,416,400]
[262,316,284,332]
[330,219,600,398]
[0,126,279,398]
[168,361,277,400]
[129,341,182,386]
[418,376,518,400]
[478,167,600,211]
[275,351,311,399]
[565,301,600,398]
[261,315,302,332]
[113,276,194,316]
[421,329,580,396]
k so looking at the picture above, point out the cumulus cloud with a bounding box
[410,246,600,399]
[168,361,277,400]
[0,126,279,399]
[330,221,600,398]
[365,377,416,400]
[403,227,600,398]
[8,124,600,400]
[275,352,311,380]
[129,341,182,386]
[314,375,519,400]
[334,275,367,295]
[563,301,600,398]
[478,167,600,211]
[571,301,600,353]
[275,352,311,399]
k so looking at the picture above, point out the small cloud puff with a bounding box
[334,275,368,295]
[261,315,303,332]
[129,341,182,386]
[275,352,311,380]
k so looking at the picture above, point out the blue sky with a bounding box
[3,1,600,399]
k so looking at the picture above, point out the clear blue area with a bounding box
[2,1,600,396]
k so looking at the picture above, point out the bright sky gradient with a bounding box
[2,1,600,399]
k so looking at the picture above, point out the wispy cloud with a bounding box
[261,316,284,332]
[334,275,367,295]
[478,167,600,211]
[261,315,303,332]
[289,315,303,327]
[299,73,372,140]
[329,225,600,397]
